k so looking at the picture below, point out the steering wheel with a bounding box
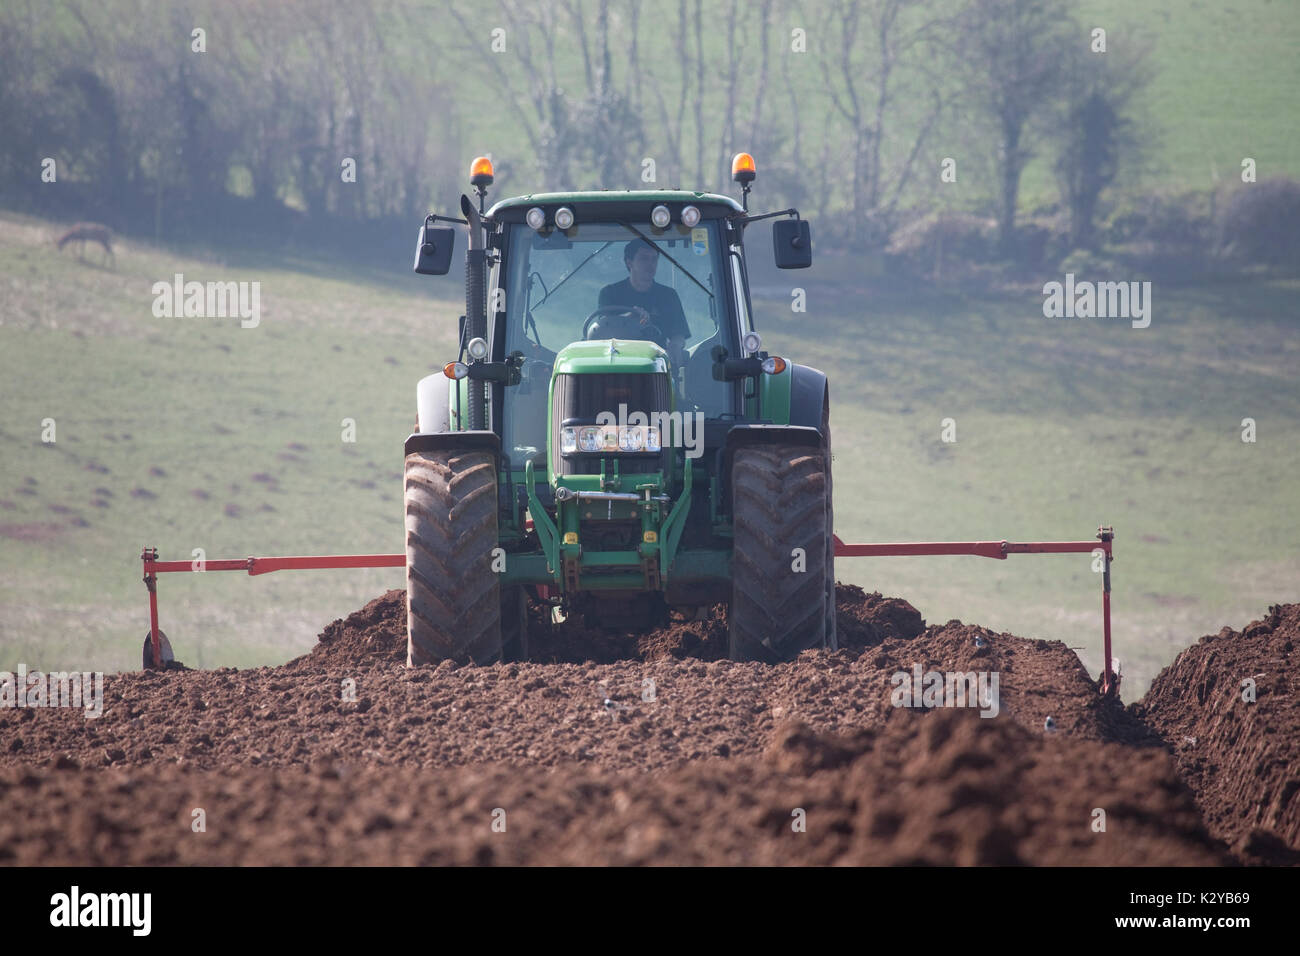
[583,305,668,349]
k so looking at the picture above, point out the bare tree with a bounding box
[443,0,644,190]
[593,0,645,184]
[1053,36,1153,249]
[812,0,949,246]
[445,0,572,186]
[715,0,742,187]
[692,0,705,184]
[643,0,693,185]
[775,3,810,210]
[952,0,1074,254]
[748,0,776,151]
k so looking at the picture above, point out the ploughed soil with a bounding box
[0,586,1294,866]
[1135,603,1300,866]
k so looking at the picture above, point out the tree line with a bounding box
[1,0,1155,258]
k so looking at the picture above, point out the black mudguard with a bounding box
[404,430,501,460]
[787,363,829,429]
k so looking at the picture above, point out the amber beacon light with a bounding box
[731,152,756,184]
[469,156,495,187]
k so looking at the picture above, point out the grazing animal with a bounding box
[56,222,115,266]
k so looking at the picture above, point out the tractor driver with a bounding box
[596,239,691,367]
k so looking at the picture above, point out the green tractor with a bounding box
[405,152,833,665]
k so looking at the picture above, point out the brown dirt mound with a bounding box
[0,710,1224,866]
[1137,603,1300,865]
[0,586,1138,776]
[834,584,926,646]
[297,583,924,668]
[4,587,1291,866]
[303,590,407,667]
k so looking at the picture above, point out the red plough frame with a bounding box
[140,526,1117,694]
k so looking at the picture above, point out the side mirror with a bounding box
[414,221,456,275]
[773,218,812,269]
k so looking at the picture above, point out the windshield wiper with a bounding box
[618,222,714,300]
[524,271,547,347]
[532,240,614,313]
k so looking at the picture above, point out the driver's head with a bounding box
[624,239,659,291]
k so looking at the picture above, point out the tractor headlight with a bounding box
[554,206,575,230]
[443,361,468,380]
[619,427,644,452]
[559,429,603,455]
[526,207,546,231]
[761,356,787,375]
[467,336,489,360]
[681,205,701,227]
[578,426,607,453]
[651,205,671,228]
[742,330,762,355]
[563,424,661,454]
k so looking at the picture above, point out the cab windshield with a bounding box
[507,220,724,352]
[500,218,736,467]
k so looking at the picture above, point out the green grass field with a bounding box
[0,214,455,671]
[1074,0,1300,188]
[2,211,1297,698]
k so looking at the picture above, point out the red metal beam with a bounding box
[830,527,1117,696]
[246,554,406,575]
[138,527,1117,694]
[140,549,406,670]
[144,554,406,576]
[831,535,1112,559]
[834,538,1010,559]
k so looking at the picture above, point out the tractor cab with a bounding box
[487,193,748,473]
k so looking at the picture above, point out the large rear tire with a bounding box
[405,449,503,665]
[729,443,829,662]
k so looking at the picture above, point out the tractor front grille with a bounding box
[552,372,671,477]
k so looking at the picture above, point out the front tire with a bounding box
[729,443,829,662]
[404,449,502,665]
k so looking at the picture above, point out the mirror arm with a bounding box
[732,208,799,226]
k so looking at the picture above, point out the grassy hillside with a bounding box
[2,211,1297,697]
[1074,0,1300,188]
[0,214,456,670]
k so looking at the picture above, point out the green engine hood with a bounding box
[552,338,670,375]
